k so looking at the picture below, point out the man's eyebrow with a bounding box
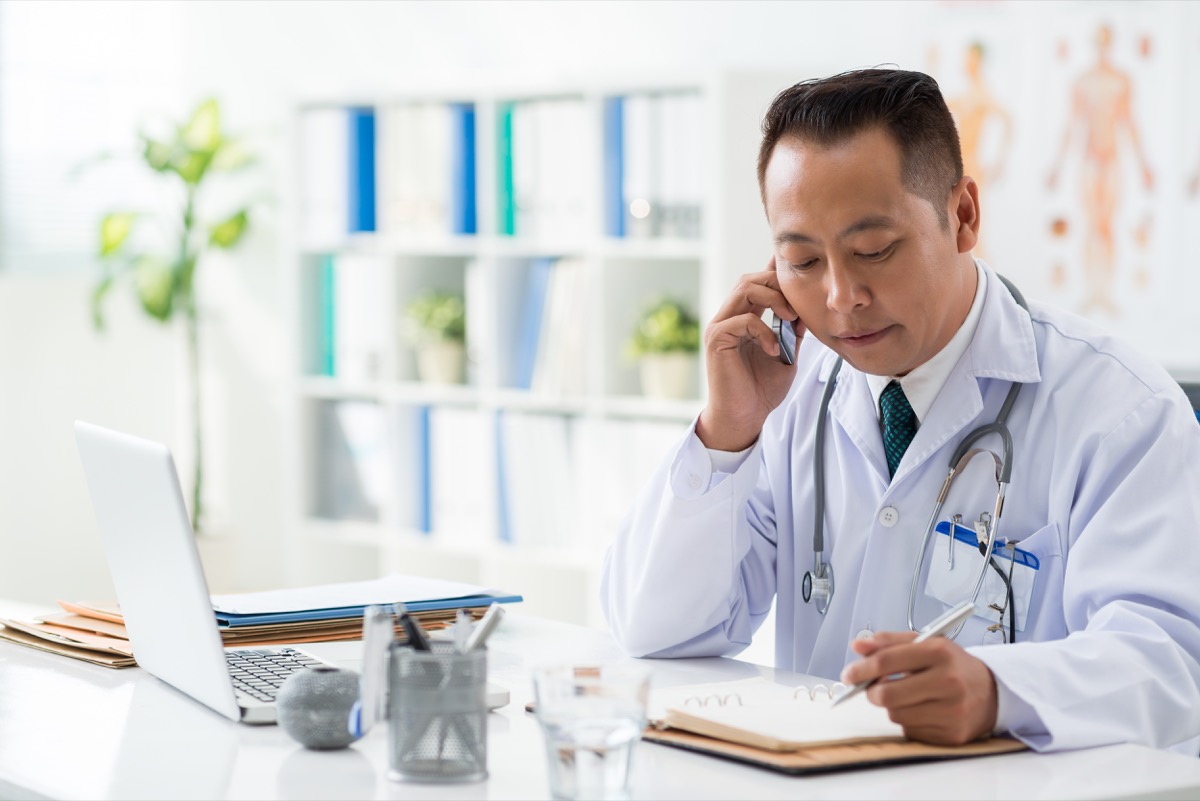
[774,216,899,247]
[839,215,897,238]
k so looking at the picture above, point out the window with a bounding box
[0,1,185,273]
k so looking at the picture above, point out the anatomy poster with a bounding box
[925,2,1198,370]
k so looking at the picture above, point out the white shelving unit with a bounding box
[282,73,793,627]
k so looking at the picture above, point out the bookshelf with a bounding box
[283,74,792,627]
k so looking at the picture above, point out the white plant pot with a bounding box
[416,340,466,385]
[639,352,698,400]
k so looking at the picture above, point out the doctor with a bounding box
[600,68,1200,753]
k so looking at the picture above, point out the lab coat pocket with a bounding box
[925,522,1061,638]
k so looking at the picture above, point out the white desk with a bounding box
[1,608,1199,800]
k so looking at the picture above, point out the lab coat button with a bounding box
[878,506,899,527]
[855,629,873,640]
[689,474,703,490]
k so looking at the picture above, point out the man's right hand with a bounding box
[695,256,805,452]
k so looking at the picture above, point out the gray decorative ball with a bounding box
[276,666,363,750]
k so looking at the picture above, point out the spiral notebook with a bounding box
[644,677,1026,775]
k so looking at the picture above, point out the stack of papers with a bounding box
[0,574,523,669]
[0,610,136,668]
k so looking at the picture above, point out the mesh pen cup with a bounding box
[388,643,488,783]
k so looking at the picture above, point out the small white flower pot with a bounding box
[639,352,697,400]
[416,340,466,385]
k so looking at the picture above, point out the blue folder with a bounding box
[212,591,523,628]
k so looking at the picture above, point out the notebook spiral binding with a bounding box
[681,682,849,707]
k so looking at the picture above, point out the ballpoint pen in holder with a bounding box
[387,603,488,783]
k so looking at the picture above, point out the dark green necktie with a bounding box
[880,381,917,477]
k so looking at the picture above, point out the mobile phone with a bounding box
[772,313,797,365]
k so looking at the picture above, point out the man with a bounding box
[600,68,1200,753]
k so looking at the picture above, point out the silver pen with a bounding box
[463,602,505,652]
[830,600,977,708]
[349,604,395,737]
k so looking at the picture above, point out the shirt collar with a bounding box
[866,260,987,424]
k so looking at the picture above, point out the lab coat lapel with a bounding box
[889,264,1042,485]
[820,355,891,487]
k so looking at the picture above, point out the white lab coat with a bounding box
[600,263,1200,754]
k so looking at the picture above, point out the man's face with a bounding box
[763,127,976,377]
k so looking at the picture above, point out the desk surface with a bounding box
[2,605,1200,801]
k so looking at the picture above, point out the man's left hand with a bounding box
[840,631,998,745]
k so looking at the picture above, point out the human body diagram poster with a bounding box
[923,2,1200,370]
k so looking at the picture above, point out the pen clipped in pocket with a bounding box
[924,521,1039,632]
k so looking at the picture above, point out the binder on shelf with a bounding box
[642,677,1026,775]
[347,106,377,233]
[495,412,575,549]
[658,91,704,239]
[602,95,625,238]
[494,409,513,544]
[496,101,517,236]
[530,257,587,397]
[378,102,475,238]
[622,92,659,239]
[602,91,705,241]
[500,97,589,240]
[315,399,391,522]
[308,253,336,377]
[512,257,556,389]
[448,102,477,235]
[331,253,386,382]
[391,404,433,534]
[299,107,350,247]
[429,406,493,543]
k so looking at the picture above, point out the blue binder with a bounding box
[347,107,376,233]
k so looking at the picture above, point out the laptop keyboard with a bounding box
[226,647,325,704]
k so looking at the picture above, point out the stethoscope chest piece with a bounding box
[802,562,834,615]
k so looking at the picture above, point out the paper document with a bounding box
[211,573,508,615]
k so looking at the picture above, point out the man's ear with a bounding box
[949,176,980,254]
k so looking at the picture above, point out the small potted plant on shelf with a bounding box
[404,290,467,385]
[627,297,701,400]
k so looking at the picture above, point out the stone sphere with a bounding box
[276,666,363,750]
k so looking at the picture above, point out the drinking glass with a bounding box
[531,663,651,801]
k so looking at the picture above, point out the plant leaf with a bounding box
[134,256,177,321]
[181,98,221,153]
[171,149,214,185]
[211,138,255,172]
[141,136,176,172]
[209,209,249,249]
[99,213,137,257]
[90,274,115,330]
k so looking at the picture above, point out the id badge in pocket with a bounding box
[924,521,1039,631]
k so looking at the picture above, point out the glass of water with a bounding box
[531,663,652,801]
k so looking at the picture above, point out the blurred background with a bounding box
[2,1,1198,665]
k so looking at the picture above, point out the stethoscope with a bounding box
[801,275,1028,639]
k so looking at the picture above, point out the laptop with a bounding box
[75,420,511,724]
[74,420,346,724]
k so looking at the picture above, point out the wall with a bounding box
[1,2,1197,639]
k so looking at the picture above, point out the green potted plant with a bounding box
[626,298,701,400]
[404,290,467,384]
[89,98,256,535]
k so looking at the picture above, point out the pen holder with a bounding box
[388,642,488,783]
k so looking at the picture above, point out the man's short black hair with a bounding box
[757,68,963,228]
